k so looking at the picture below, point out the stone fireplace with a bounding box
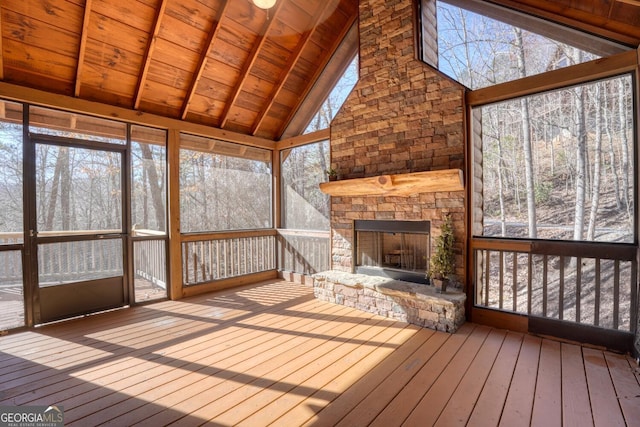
[313,0,468,333]
[327,0,466,282]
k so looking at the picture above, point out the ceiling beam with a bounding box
[251,1,334,136]
[280,20,358,139]
[180,0,230,120]
[134,0,169,109]
[276,10,357,139]
[218,1,286,129]
[74,0,93,97]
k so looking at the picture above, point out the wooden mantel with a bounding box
[319,169,464,197]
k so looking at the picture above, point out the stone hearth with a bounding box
[314,271,466,332]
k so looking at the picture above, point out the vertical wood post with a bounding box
[168,129,183,299]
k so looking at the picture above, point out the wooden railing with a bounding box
[0,232,22,247]
[0,250,22,286]
[37,239,123,284]
[277,229,330,275]
[133,238,167,289]
[472,238,638,332]
[0,231,169,289]
[182,230,276,285]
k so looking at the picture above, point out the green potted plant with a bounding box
[326,167,338,181]
[428,214,455,293]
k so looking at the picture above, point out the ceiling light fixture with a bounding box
[252,0,276,9]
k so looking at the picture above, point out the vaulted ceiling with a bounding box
[0,0,358,141]
[0,0,638,142]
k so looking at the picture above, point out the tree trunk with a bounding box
[139,143,166,230]
[497,134,507,236]
[573,86,587,241]
[513,28,536,238]
[618,79,631,223]
[587,83,602,241]
[604,82,621,209]
[59,147,71,231]
[45,148,63,230]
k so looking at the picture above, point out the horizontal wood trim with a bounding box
[471,238,636,260]
[319,169,464,197]
[180,270,278,298]
[471,307,528,333]
[470,237,533,252]
[276,128,330,151]
[467,50,638,107]
[179,134,272,162]
[528,316,634,353]
[530,240,637,261]
[276,229,330,238]
[0,81,274,150]
[180,229,277,243]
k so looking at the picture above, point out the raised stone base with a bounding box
[313,270,466,333]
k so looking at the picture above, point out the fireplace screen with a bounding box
[354,220,430,284]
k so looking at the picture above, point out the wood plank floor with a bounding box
[0,280,638,426]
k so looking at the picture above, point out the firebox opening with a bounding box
[353,220,431,285]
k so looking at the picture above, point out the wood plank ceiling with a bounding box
[491,0,640,47]
[0,0,638,142]
[0,0,358,141]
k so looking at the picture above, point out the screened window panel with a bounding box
[475,74,635,243]
[281,141,330,230]
[131,126,167,235]
[0,101,23,244]
[179,134,272,233]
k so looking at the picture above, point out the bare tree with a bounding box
[587,83,603,241]
[572,84,587,241]
[604,81,621,209]
[618,79,632,223]
[139,144,166,229]
[513,27,537,238]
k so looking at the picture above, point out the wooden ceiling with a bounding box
[0,0,358,141]
[0,0,638,143]
[491,0,640,47]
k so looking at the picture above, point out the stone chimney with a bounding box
[329,0,467,285]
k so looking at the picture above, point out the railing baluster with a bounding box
[527,253,532,314]
[512,252,518,312]
[542,254,548,317]
[594,258,601,327]
[630,260,637,335]
[485,250,490,306]
[559,256,564,321]
[576,257,582,323]
[183,242,189,284]
[215,240,220,279]
[499,251,504,309]
[613,260,620,330]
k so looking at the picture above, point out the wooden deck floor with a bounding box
[0,280,638,426]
